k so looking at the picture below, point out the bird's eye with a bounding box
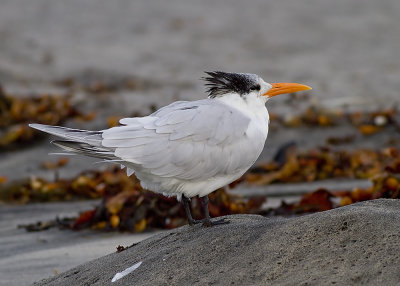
[250,84,261,92]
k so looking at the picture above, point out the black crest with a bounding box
[203,71,260,98]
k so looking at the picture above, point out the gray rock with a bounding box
[35,199,400,286]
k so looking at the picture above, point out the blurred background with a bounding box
[1,0,399,180]
[1,0,400,284]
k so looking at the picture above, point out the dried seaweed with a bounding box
[272,106,399,135]
[0,85,94,150]
[3,166,265,232]
[247,147,399,184]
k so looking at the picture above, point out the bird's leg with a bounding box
[182,196,202,226]
[201,196,229,227]
[182,195,229,227]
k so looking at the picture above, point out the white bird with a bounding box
[30,71,311,226]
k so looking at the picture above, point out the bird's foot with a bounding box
[188,217,230,227]
[202,217,230,227]
[187,218,202,226]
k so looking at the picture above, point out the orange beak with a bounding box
[264,82,312,98]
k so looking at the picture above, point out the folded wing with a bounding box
[102,99,252,180]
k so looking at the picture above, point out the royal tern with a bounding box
[30,71,311,226]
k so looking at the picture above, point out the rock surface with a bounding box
[35,199,400,285]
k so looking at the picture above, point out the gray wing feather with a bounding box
[119,117,155,127]
[29,124,102,146]
[52,140,115,159]
[102,99,252,180]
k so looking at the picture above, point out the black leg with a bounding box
[182,196,196,226]
[201,196,230,227]
[182,196,207,226]
[182,195,230,227]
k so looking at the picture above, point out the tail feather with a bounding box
[30,123,130,172]
[52,140,115,160]
[29,124,102,146]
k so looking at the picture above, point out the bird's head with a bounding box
[203,71,311,101]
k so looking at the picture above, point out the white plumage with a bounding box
[30,71,311,226]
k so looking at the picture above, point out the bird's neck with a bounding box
[216,93,268,120]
